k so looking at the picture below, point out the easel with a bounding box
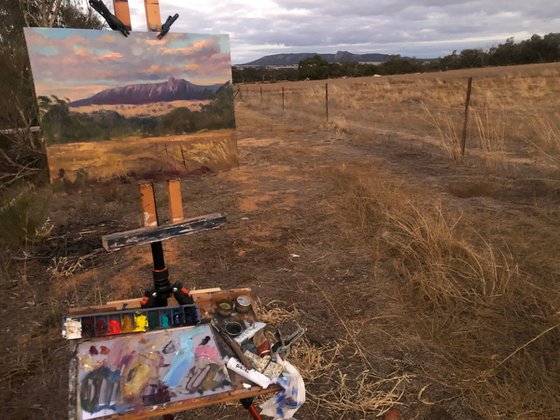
[65,2,277,419]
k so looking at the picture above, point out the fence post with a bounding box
[461,77,473,157]
[282,86,285,113]
[325,83,329,122]
[260,86,263,104]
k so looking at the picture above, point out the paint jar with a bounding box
[216,300,233,317]
[235,295,252,314]
[225,321,242,336]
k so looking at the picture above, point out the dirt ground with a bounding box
[1,64,559,419]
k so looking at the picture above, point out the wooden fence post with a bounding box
[260,86,263,104]
[282,86,285,112]
[461,77,473,157]
[325,83,329,122]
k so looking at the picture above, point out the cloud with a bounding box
[25,29,232,101]
[123,0,560,63]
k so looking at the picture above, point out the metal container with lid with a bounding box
[235,295,252,313]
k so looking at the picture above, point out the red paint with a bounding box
[108,320,121,334]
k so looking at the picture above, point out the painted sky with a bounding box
[114,0,560,63]
[24,28,231,101]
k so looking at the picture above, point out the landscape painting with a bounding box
[24,28,237,184]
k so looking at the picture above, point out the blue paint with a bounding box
[162,330,198,388]
[161,313,170,328]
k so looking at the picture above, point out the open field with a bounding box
[70,100,212,117]
[1,63,559,419]
[47,129,238,183]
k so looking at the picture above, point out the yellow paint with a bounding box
[123,363,151,398]
[134,313,149,332]
[122,314,134,332]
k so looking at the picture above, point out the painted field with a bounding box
[47,129,237,183]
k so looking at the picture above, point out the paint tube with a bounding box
[234,321,266,344]
[226,357,272,389]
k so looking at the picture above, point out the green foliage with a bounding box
[234,33,560,84]
[232,66,299,83]
[0,0,104,187]
[298,54,331,80]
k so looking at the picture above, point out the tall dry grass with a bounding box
[324,164,560,418]
[241,65,560,171]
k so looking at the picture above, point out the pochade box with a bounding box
[65,288,285,420]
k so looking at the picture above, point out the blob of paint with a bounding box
[123,363,151,398]
[172,309,184,326]
[95,318,108,336]
[62,317,82,339]
[122,315,134,332]
[82,317,95,338]
[147,311,159,329]
[161,313,170,328]
[108,320,121,334]
[134,313,148,332]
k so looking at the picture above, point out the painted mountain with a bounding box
[69,77,226,107]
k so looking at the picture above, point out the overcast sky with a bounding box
[112,0,560,64]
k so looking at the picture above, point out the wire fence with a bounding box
[236,67,560,168]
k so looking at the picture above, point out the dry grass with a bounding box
[324,163,560,418]
[255,299,411,416]
[422,105,462,161]
[473,105,507,169]
[242,63,560,173]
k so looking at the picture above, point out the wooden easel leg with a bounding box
[144,0,162,31]
[113,0,132,30]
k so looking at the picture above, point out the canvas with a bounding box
[24,28,237,184]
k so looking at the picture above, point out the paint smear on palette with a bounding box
[75,324,231,419]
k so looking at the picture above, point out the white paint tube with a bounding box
[234,321,266,344]
[226,357,272,389]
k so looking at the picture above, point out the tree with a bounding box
[458,49,488,68]
[0,0,103,188]
[298,55,330,80]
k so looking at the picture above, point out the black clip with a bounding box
[89,0,130,37]
[158,13,179,39]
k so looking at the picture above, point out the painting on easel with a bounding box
[24,28,237,184]
[74,324,231,419]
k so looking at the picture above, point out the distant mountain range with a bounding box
[239,51,410,67]
[69,77,225,107]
